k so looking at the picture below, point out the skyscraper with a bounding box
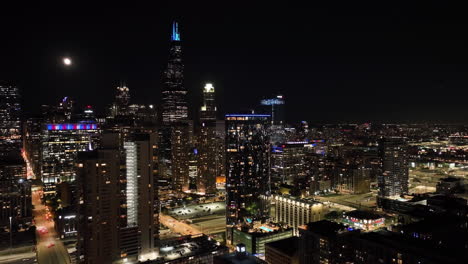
[41,122,100,193]
[0,83,22,159]
[200,83,216,121]
[159,21,190,193]
[379,137,409,197]
[76,146,121,263]
[198,83,218,194]
[161,21,187,124]
[110,85,131,117]
[225,114,271,227]
[123,133,159,261]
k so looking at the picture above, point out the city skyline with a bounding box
[1,3,468,122]
[1,4,468,264]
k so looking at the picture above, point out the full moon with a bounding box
[63,57,72,66]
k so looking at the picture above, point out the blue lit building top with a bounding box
[172,21,181,41]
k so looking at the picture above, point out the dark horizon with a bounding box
[1,3,468,123]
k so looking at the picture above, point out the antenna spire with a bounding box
[172,21,181,41]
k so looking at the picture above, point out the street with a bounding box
[160,214,202,236]
[32,186,71,264]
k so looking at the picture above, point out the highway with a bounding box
[160,214,202,236]
[32,187,71,264]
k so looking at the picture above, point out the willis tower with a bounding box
[159,22,190,192]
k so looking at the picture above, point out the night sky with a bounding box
[1,3,467,123]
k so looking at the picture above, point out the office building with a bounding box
[188,147,198,192]
[0,160,31,230]
[159,22,190,193]
[161,21,187,124]
[41,122,100,193]
[170,123,190,192]
[271,142,315,185]
[198,83,218,194]
[336,165,371,195]
[110,85,131,117]
[0,83,22,159]
[379,137,409,197]
[225,114,271,226]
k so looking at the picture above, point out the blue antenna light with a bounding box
[172,21,181,41]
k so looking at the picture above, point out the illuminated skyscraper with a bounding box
[0,83,22,159]
[379,137,409,197]
[159,21,190,192]
[161,21,187,124]
[124,133,159,261]
[200,83,216,121]
[110,85,131,117]
[198,83,218,194]
[41,122,100,193]
[225,114,271,227]
[170,124,190,192]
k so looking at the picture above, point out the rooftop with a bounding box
[143,235,227,263]
[265,237,298,257]
[344,210,383,220]
[303,220,347,236]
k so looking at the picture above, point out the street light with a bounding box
[9,216,12,255]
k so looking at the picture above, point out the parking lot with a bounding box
[167,202,225,220]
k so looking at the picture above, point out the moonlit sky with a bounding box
[1,3,468,123]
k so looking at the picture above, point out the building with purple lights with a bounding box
[41,122,100,193]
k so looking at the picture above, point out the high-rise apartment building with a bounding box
[379,137,409,197]
[266,194,324,235]
[225,114,271,226]
[76,146,121,263]
[0,83,22,159]
[124,133,159,261]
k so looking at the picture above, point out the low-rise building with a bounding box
[232,223,293,255]
[143,234,228,264]
[342,210,385,231]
